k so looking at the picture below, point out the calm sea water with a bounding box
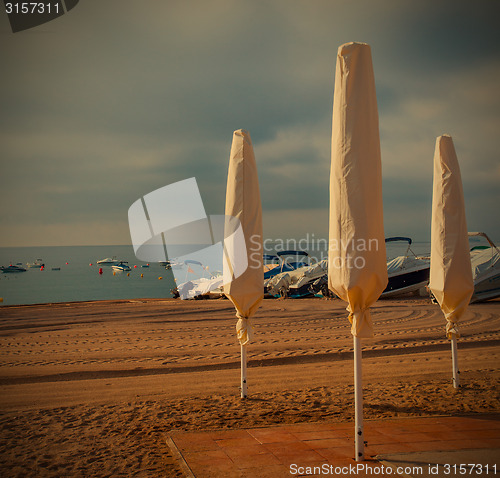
[0,242,433,306]
[0,246,176,306]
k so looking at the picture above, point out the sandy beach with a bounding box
[0,297,499,477]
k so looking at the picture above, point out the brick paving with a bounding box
[167,415,500,477]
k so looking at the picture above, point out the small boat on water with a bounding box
[26,259,44,268]
[162,260,183,270]
[1,265,27,273]
[469,232,500,303]
[97,256,119,265]
[112,261,131,272]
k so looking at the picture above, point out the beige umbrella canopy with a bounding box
[224,129,263,398]
[328,42,387,461]
[429,134,474,388]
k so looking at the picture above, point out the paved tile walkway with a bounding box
[166,415,500,477]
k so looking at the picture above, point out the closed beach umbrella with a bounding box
[224,129,263,398]
[328,42,387,461]
[429,135,474,388]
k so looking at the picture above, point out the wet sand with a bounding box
[0,297,499,476]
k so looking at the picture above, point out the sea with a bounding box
[0,245,176,307]
[0,241,436,307]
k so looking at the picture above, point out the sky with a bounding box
[1,0,499,247]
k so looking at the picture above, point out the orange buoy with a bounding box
[158,277,163,280]
[140,274,143,278]
[127,273,130,277]
[113,271,116,276]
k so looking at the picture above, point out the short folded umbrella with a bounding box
[429,134,474,388]
[224,129,263,398]
[328,42,388,461]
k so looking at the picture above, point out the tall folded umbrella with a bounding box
[429,135,474,388]
[328,42,387,462]
[224,129,263,398]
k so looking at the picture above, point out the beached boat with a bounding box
[175,251,312,300]
[263,251,307,282]
[310,237,430,300]
[263,254,283,279]
[26,259,44,268]
[1,265,27,273]
[97,257,119,265]
[469,232,500,303]
[381,237,430,298]
[176,274,224,300]
[263,251,315,296]
[266,259,328,298]
[173,260,222,299]
[262,252,304,288]
[112,261,131,272]
[275,250,310,269]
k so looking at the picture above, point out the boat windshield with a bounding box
[275,251,310,269]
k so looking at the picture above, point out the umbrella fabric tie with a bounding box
[236,316,253,345]
[445,321,460,339]
[444,308,463,338]
[348,306,373,338]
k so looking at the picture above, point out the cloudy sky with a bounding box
[1,0,499,247]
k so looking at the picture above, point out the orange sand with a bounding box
[0,297,498,476]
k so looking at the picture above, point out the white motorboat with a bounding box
[97,256,119,265]
[112,261,131,272]
[266,259,328,298]
[310,238,430,299]
[469,232,500,303]
[163,260,183,270]
[1,265,27,273]
[381,237,430,298]
[174,260,222,299]
[176,274,224,300]
[263,250,313,295]
[26,259,44,268]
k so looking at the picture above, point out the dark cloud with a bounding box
[1,0,499,245]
